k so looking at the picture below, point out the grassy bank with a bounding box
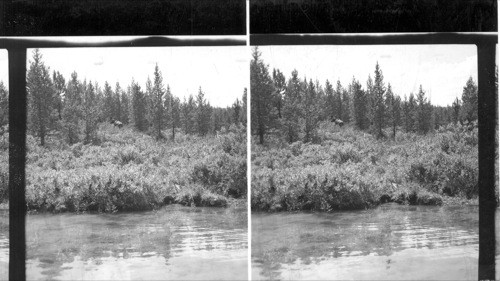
[0,123,246,213]
[251,122,479,212]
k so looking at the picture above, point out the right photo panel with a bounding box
[250,45,480,280]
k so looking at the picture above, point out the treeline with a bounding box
[5,49,247,147]
[250,47,478,144]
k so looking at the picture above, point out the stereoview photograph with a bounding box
[251,45,481,280]
[0,46,248,280]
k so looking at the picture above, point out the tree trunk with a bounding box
[393,122,396,140]
[40,127,45,146]
[259,127,264,144]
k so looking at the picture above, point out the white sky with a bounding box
[0,46,248,107]
[258,45,478,107]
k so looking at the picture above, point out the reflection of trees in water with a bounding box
[254,204,479,279]
[25,206,247,279]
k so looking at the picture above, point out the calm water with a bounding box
[252,203,480,280]
[0,204,247,280]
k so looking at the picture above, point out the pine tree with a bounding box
[272,68,286,118]
[250,47,277,144]
[341,88,351,122]
[181,94,197,134]
[152,64,166,139]
[62,72,83,144]
[115,82,122,122]
[240,88,247,126]
[372,62,386,138]
[145,77,154,128]
[131,81,147,132]
[52,71,65,120]
[407,93,417,132]
[452,97,461,124]
[232,98,241,124]
[27,49,58,146]
[324,80,335,121]
[121,89,130,124]
[103,81,114,122]
[385,84,401,139]
[415,85,431,134]
[366,74,374,126]
[195,87,211,136]
[334,80,343,120]
[170,95,180,140]
[83,81,99,144]
[461,76,478,123]
[303,79,320,142]
[352,77,368,130]
[282,69,302,143]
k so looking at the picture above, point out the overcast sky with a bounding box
[1,46,248,108]
[257,45,479,107]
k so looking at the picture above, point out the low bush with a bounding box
[252,121,477,212]
[0,123,247,213]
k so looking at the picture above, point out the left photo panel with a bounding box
[1,43,249,280]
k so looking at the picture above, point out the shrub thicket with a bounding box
[252,122,478,212]
[0,123,246,212]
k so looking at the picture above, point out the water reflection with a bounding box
[252,203,479,280]
[9,204,247,280]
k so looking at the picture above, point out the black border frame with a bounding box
[0,32,497,280]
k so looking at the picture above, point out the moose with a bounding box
[333,118,344,127]
[110,119,123,128]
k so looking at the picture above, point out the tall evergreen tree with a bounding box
[240,88,247,126]
[52,71,65,120]
[372,62,386,138]
[352,77,368,130]
[282,69,302,143]
[303,79,320,142]
[131,81,147,132]
[152,64,166,139]
[83,81,99,144]
[452,97,461,124]
[145,77,154,128]
[121,89,130,124]
[115,82,123,122]
[386,84,401,139]
[232,98,241,124]
[460,76,478,123]
[415,85,431,134]
[324,80,335,121]
[27,49,58,146]
[341,88,351,122]
[170,94,181,140]
[62,71,83,144]
[195,87,211,136]
[103,81,114,122]
[250,47,276,144]
[366,74,374,126]
[272,68,286,118]
[334,80,343,120]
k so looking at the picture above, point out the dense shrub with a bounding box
[252,121,477,212]
[1,123,247,213]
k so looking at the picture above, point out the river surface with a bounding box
[0,204,248,280]
[252,203,480,280]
